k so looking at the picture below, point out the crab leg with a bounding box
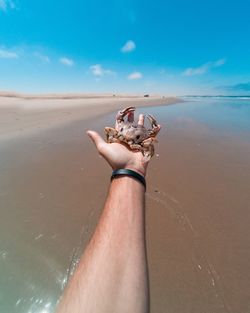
[147,114,161,136]
[104,127,118,143]
[116,106,135,123]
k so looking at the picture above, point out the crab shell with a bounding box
[104,106,160,158]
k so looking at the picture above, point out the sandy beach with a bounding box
[1,95,250,313]
[0,94,179,312]
[0,93,178,140]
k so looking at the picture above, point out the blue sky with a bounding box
[0,0,250,95]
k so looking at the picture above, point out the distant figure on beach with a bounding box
[57,111,159,313]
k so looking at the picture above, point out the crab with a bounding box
[104,106,161,158]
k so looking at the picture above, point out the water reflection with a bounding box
[141,98,250,138]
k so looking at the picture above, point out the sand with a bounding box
[1,95,250,313]
[0,93,178,140]
[0,94,179,312]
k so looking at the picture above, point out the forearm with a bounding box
[57,176,149,313]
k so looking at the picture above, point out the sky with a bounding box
[0,0,250,95]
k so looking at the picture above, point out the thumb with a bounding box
[87,130,106,151]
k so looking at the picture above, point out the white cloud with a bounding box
[213,58,226,67]
[0,48,18,58]
[89,64,116,77]
[59,57,74,66]
[182,58,226,76]
[127,72,142,80]
[34,52,50,63]
[0,0,16,11]
[121,40,136,53]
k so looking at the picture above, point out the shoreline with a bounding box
[0,91,172,100]
[0,95,181,140]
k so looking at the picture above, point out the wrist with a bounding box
[121,160,148,177]
[111,169,146,190]
[123,166,146,177]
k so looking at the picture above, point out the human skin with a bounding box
[57,113,159,313]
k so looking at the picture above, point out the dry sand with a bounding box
[0,93,178,140]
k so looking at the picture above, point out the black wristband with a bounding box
[111,169,146,190]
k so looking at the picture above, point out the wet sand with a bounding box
[1,97,250,313]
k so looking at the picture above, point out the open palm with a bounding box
[87,131,148,176]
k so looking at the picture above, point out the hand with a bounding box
[87,114,150,177]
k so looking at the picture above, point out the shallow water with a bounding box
[147,97,250,136]
[0,98,250,313]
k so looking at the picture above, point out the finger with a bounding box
[87,130,106,151]
[138,114,145,126]
[127,112,134,123]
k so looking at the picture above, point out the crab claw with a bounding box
[116,106,135,123]
[147,114,161,136]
